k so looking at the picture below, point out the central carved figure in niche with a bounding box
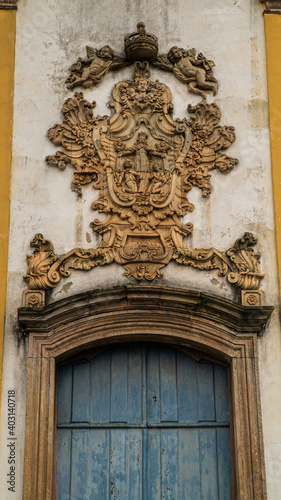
[46,50,238,280]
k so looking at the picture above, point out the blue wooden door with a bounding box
[57,344,231,499]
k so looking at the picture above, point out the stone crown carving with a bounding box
[124,22,158,61]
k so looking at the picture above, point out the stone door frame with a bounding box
[18,286,273,500]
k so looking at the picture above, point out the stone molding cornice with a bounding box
[260,0,281,11]
[0,1,17,9]
[18,286,273,337]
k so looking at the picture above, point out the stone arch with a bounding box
[18,286,273,499]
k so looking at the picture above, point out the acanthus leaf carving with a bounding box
[23,234,59,290]
[24,232,264,297]
[226,232,264,290]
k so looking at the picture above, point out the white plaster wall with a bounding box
[1,0,281,498]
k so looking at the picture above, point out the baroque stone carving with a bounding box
[65,45,128,90]
[65,23,218,98]
[124,22,158,62]
[46,58,238,281]
[24,231,264,299]
[22,290,45,308]
[153,47,217,98]
[22,23,266,304]
[226,232,264,290]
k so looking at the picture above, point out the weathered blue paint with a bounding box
[57,344,231,499]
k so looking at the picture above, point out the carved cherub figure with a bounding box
[154,46,217,98]
[65,45,128,90]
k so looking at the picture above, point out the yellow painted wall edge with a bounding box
[0,9,16,411]
[264,14,281,297]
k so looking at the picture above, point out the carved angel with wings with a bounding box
[65,45,128,89]
[153,46,218,98]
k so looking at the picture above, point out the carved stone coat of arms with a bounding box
[23,23,264,306]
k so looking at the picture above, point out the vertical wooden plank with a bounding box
[88,430,110,499]
[72,363,90,422]
[128,345,143,424]
[110,430,127,499]
[70,430,89,499]
[127,429,142,500]
[147,345,160,424]
[56,430,71,500]
[111,348,128,422]
[161,429,179,500]
[199,428,219,499]
[217,428,231,500]
[160,347,178,422]
[57,364,73,424]
[147,429,161,500]
[90,351,111,424]
[142,428,147,500]
[178,429,200,499]
[197,363,215,422]
[214,364,229,422]
[177,351,198,423]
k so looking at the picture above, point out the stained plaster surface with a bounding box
[0,0,281,498]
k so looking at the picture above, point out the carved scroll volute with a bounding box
[227,233,264,290]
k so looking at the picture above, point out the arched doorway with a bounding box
[18,287,272,499]
[56,343,231,499]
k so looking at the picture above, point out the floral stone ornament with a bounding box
[24,24,264,306]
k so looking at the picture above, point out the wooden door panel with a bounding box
[57,344,231,499]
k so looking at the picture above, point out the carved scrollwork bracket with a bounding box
[23,231,264,307]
